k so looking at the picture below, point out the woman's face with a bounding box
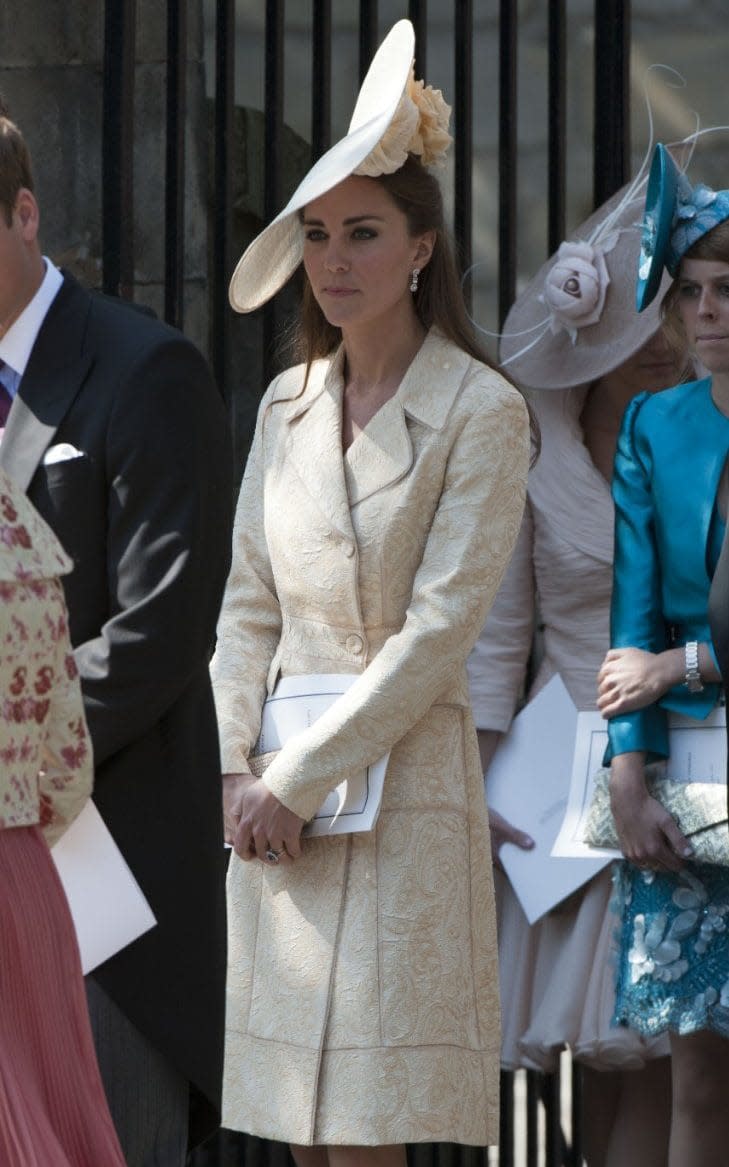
[676,258,729,376]
[609,330,686,398]
[302,175,433,334]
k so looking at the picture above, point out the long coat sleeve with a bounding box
[213,332,529,819]
[607,380,729,762]
[211,330,529,1147]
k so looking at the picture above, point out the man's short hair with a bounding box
[0,99,34,227]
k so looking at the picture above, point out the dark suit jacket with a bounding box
[0,273,233,1147]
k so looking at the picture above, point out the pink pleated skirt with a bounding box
[0,824,126,1166]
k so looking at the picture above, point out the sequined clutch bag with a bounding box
[583,764,729,866]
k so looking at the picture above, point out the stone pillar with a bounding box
[0,0,210,357]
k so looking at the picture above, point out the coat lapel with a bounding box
[345,331,471,507]
[283,353,355,541]
[280,331,471,529]
[0,276,93,492]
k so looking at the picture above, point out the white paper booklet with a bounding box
[485,674,609,924]
[256,674,389,836]
[52,800,157,974]
[552,704,727,861]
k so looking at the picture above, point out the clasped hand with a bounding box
[597,647,671,717]
[609,755,693,871]
[223,772,305,863]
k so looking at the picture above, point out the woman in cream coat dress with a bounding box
[468,180,690,1167]
[211,21,531,1159]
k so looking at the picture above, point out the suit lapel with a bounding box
[0,276,93,491]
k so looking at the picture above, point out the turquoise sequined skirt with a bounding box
[612,861,729,1037]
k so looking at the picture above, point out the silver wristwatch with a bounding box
[684,640,704,693]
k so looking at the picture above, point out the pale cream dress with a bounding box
[468,386,668,1071]
[211,331,530,1145]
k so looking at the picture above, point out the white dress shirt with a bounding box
[0,258,63,397]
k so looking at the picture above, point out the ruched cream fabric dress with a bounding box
[211,330,530,1146]
[468,386,668,1071]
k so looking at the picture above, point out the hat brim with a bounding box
[499,180,671,390]
[636,144,679,313]
[229,20,415,313]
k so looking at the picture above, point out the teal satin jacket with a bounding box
[606,377,729,762]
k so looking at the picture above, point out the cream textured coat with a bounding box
[211,330,529,1146]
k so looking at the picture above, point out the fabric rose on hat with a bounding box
[406,75,452,166]
[541,238,615,342]
[668,182,729,274]
[355,66,452,177]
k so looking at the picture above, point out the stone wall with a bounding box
[0,0,210,356]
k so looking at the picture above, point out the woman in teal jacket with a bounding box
[598,144,729,1167]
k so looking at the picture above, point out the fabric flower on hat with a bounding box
[406,74,452,166]
[668,180,729,274]
[540,237,616,343]
[355,67,452,178]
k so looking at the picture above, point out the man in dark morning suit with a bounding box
[0,109,233,1164]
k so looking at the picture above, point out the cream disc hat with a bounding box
[229,20,416,314]
[499,179,672,390]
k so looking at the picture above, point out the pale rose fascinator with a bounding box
[228,20,452,314]
[498,179,672,391]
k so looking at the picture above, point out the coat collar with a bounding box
[274,330,472,525]
[0,274,93,492]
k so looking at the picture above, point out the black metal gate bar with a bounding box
[358,1,379,84]
[593,0,630,205]
[570,1061,583,1167]
[453,0,473,298]
[211,0,234,397]
[497,1069,514,1167]
[407,0,427,79]
[547,0,567,254]
[542,1067,564,1167]
[102,0,136,299]
[165,0,188,328]
[312,0,332,156]
[262,0,285,386]
[497,0,516,327]
[525,1070,540,1164]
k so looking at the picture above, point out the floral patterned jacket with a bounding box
[0,468,91,844]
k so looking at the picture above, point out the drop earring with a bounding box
[410,268,420,293]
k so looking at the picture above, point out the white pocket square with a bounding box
[42,442,86,465]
